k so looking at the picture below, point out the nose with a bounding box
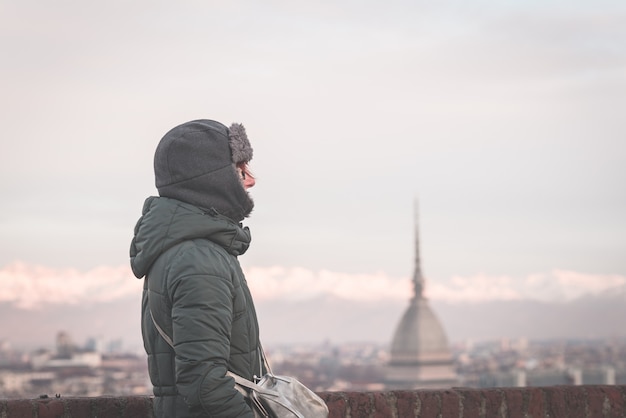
[243,174,256,190]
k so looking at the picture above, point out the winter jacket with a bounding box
[130,196,262,417]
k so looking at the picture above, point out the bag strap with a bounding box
[226,372,279,397]
[258,341,273,377]
[150,308,174,348]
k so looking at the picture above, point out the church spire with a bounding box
[413,200,425,300]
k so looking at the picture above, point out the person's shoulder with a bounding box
[167,238,235,276]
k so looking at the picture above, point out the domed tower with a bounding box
[386,206,458,389]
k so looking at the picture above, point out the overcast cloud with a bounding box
[1,0,624,308]
[2,262,625,311]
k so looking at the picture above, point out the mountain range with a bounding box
[2,290,625,352]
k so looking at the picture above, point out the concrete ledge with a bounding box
[2,385,625,417]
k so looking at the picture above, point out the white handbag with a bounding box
[227,346,328,418]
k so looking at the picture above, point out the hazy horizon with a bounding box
[2,261,626,353]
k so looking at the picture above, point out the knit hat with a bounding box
[154,119,254,222]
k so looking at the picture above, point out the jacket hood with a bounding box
[129,196,251,278]
[154,119,254,223]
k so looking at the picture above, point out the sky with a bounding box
[1,0,625,318]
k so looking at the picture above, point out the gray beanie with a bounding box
[154,119,254,222]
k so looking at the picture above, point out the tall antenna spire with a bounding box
[413,199,425,300]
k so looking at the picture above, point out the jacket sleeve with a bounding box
[168,246,255,418]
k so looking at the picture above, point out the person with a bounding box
[130,119,263,417]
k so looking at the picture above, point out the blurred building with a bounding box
[386,207,458,389]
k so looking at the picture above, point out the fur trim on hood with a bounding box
[228,123,253,164]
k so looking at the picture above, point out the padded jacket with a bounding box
[130,196,262,417]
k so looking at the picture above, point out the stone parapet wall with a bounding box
[324,386,626,417]
[2,385,625,417]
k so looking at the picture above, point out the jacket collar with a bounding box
[130,196,251,278]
